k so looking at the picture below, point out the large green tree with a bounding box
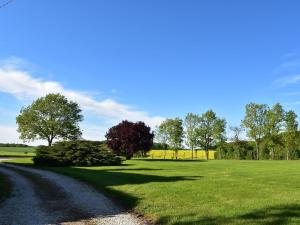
[158,118,183,160]
[242,103,268,160]
[283,110,298,160]
[184,113,199,160]
[197,110,226,160]
[264,103,284,160]
[16,93,83,146]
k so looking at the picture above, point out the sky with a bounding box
[1,0,300,145]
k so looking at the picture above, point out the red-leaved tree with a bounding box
[105,120,154,159]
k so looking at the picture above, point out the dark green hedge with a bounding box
[33,140,122,166]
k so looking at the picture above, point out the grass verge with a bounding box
[0,147,36,157]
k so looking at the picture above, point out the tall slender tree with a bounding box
[230,125,244,159]
[155,124,169,159]
[242,103,268,160]
[184,113,199,160]
[284,110,298,160]
[197,110,226,160]
[265,103,284,160]
[158,118,183,160]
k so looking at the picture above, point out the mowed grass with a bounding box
[9,158,300,225]
[0,147,36,157]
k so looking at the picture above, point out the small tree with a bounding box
[242,103,268,160]
[105,120,154,160]
[158,118,183,160]
[155,125,169,159]
[229,125,244,159]
[184,113,199,160]
[16,93,83,146]
[284,110,298,160]
[264,103,284,160]
[197,110,226,160]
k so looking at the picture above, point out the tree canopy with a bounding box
[157,118,184,159]
[105,120,154,159]
[16,93,83,146]
[242,103,268,160]
[197,110,226,160]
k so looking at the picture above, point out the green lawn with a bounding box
[0,147,36,157]
[8,158,300,225]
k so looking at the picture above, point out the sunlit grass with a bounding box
[8,158,300,225]
[0,147,36,157]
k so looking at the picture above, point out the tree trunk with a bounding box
[191,147,194,160]
[255,141,259,160]
[205,146,209,160]
[47,135,54,147]
[287,149,289,160]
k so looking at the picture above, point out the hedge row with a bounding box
[33,140,122,166]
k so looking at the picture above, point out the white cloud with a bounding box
[0,125,19,143]
[273,74,300,87]
[0,124,47,145]
[0,59,164,143]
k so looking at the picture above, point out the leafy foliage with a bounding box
[242,103,268,160]
[33,140,122,166]
[16,93,83,146]
[157,118,184,159]
[184,113,199,159]
[105,120,154,159]
[152,142,169,150]
[197,110,226,160]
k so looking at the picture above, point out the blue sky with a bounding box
[1,0,300,144]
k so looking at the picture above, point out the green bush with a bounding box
[33,140,122,166]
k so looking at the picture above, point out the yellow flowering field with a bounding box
[147,149,215,160]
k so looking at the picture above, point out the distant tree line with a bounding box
[155,103,300,160]
[14,93,300,162]
[217,103,300,160]
[155,110,226,160]
[0,143,31,147]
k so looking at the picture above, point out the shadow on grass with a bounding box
[101,168,164,171]
[7,161,201,210]
[158,204,300,225]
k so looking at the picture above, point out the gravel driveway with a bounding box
[0,163,147,225]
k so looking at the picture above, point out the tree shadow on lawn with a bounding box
[57,166,202,209]
[7,161,201,210]
[157,204,300,225]
[103,168,164,171]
